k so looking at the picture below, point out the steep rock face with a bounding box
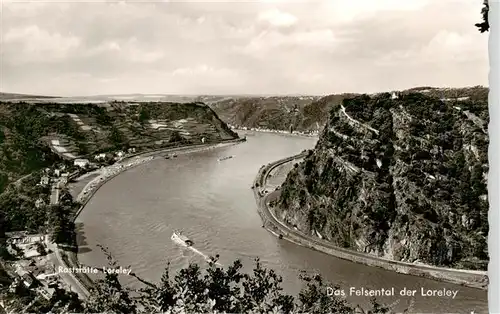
[276,92,488,270]
[210,95,354,132]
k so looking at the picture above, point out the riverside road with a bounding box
[255,153,487,288]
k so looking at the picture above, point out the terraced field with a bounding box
[0,101,238,190]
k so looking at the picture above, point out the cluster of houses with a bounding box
[39,165,71,188]
[2,147,141,310]
[39,148,139,186]
[229,124,320,137]
[9,263,58,301]
[5,232,57,300]
[92,148,137,164]
[6,233,45,258]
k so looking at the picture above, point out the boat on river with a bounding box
[171,230,193,246]
[218,155,234,162]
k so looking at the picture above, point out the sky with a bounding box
[0,0,489,96]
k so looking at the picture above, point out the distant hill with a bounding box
[0,101,237,192]
[210,96,327,132]
[209,86,489,133]
[0,92,58,100]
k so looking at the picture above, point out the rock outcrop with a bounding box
[276,91,488,270]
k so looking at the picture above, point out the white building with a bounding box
[115,151,125,158]
[40,176,50,186]
[39,287,56,300]
[74,158,90,168]
[94,153,106,160]
[60,173,69,185]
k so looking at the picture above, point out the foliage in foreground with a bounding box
[475,0,489,33]
[82,247,406,314]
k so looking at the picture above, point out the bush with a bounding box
[83,246,398,314]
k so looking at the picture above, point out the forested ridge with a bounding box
[277,91,488,270]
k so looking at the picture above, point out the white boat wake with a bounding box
[171,235,223,267]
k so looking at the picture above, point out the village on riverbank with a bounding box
[0,100,245,311]
[0,147,141,310]
[228,124,320,138]
[0,135,246,312]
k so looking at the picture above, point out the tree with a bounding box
[50,205,75,245]
[109,126,125,147]
[475,0,489,33]
[138,107,150,123]
[59,188,74,206]
[82,247,399,313]
[84,245,137,313]
[9,242,24,258]
[35,241,47,256]
[24,282,85,313]
[95,110,113,126]
[169,131,184,144]
[0,210,9,259]
[77,142,89,156]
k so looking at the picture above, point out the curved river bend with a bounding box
[76,131,487,313]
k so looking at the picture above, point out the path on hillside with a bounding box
[254,155,488,290]
[340,105,379,135]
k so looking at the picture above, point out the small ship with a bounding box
[218,155,234,162]
[171,230,194,246]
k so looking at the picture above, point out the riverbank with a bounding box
[233,127,320,138]
[59,138,246,297]
[253,154,488,290]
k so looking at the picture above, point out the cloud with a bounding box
[424,30,483,61]
[171,65,239,79]
[237,28,337,57]
[0,0,488,96]
[3,25,81,64]
[85,38,164,63]
[257,9,297,27]
[315,0,431,24]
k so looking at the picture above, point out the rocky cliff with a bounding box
[275,91,488,270]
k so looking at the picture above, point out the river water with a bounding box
[76,131,487,313]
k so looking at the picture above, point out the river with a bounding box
[75,131,487,313]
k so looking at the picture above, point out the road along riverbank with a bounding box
[253,153,488,290]
[58,138,246,297]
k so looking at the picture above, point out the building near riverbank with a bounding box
[74,159,90,168]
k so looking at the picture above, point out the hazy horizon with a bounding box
[0,83,489,100]
[1,0,488,96]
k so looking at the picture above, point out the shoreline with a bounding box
[233,128,320,139]
[60,138,246,296]
[253,154,488,290]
